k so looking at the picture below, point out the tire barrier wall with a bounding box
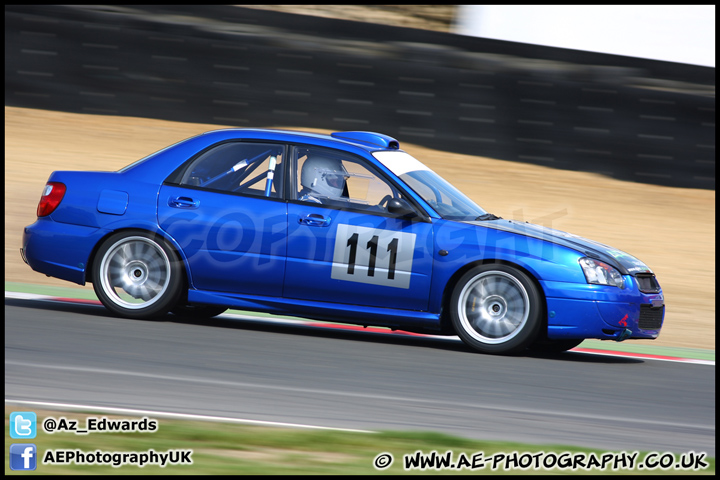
[5,5,715,189]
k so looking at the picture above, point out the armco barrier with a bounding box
[5,5,715,189]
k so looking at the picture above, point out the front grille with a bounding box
[639,304,664,330]
[636,274,661,293]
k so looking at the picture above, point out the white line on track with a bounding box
[5,360,714,431]
[4,399,375,433]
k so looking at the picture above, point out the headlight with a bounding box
[578,257,625,289]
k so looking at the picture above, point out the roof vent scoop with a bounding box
[331,131,400,149]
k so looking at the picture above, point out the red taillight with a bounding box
[37,182,66,217]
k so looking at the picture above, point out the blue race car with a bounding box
[21,129,664,354]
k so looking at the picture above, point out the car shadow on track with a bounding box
[6,297,644,364]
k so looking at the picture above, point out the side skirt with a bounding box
[188,289,444,333]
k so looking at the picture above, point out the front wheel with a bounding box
[92,231,183,319]
[450,264,542,354]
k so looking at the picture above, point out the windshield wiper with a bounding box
[475,213,502,221]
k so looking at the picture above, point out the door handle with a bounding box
[298,213,331,227]
[168,196,199,208]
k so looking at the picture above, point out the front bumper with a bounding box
[541,276,664,341]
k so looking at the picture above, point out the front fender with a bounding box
[429,219,585,313]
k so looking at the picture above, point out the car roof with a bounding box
[120,128,403,180]
[200,128,401,152]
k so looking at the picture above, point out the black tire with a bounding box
[450,264,542,354]
[171,304,228,319]
[529,337,584,353]
[92,231,183,319]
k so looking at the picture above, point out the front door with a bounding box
[283,146,433,311]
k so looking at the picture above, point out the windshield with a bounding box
[373,151,488,221]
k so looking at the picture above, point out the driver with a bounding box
[299,155,349,204]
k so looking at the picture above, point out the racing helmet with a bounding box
[300,155,348,198]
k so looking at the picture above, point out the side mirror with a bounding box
[387,198,416,218]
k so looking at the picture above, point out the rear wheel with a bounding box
[450,264,542,354]
[92,231,183,319]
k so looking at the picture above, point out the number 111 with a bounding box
[346,233,399,279]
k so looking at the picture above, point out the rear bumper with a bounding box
[22,218,107,285]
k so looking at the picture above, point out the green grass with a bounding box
[5,408,714,475]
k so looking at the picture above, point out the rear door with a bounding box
[158,141,287,296]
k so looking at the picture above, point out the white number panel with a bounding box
[331,224,416,289]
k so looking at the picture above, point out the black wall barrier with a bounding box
[5,5,715,189]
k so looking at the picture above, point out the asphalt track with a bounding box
[4,295,714,456]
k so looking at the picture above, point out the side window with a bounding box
[294,146,399,212]
[179,142,284,197]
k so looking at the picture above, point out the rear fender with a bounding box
[84,224,192,288]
